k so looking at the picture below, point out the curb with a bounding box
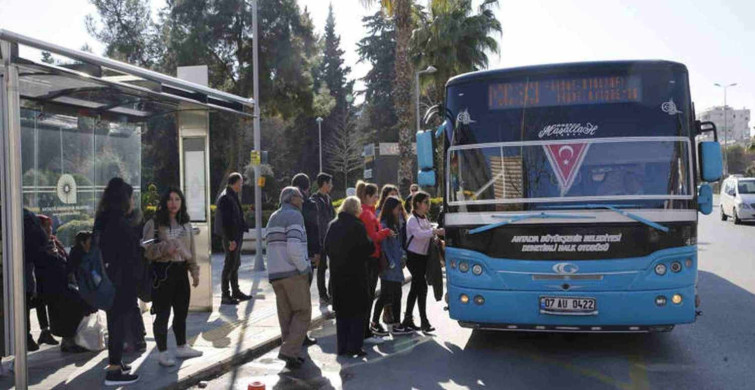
[172,275,413,389]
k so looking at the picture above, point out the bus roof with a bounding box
[446,60,688,88]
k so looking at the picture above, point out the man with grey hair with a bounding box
[264,186,312,369]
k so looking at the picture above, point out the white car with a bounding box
[720,176,755,224]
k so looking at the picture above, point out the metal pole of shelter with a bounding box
[1,39,28,390]
[252,0,264,271]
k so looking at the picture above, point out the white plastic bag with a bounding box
[74,312,107,351]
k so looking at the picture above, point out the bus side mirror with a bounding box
[697,184,713,215]
[417,130,436,187]
[698,141,723,182]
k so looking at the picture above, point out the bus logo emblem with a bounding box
[553,263,579,274]
[661,98,682,115]
[543,143,590,196]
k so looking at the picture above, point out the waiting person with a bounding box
[143,187,203,367]
[292,173,319,346]
[324,197,375,357]
[311,173,335,305]
[215,172,251,305]
[356,180,395,343]
[402,191,444,333]
[403,183,420,214]
[58,231,96,353]
[67,231,93,289]
[35,215,62,347]
[23,208,48,352]
[95,177,141,386]
[265,187,312,369]
[372,197,412,336]
[376,184,399,216]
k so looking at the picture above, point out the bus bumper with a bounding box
[448,284,696,332]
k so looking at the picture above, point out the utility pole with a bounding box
[252,0,264,271]
[715,82,737,176]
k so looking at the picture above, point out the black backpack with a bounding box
[135,220,158,302]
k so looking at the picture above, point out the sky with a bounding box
[1,0,753,135]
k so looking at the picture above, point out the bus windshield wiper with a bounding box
[542,204,670,233]
[468,212,595,235]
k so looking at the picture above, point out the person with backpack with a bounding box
[94,177,141,386]
[372,196,412,336]
[311,173,335,305]
[402,191,444,333]
[142,187,202,367]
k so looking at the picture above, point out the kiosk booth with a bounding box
[1,29,256,388]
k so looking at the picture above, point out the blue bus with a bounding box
[417,61,723,332]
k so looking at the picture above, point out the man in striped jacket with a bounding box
[264,186,311,369]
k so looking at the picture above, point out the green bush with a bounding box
[56,218,94,247]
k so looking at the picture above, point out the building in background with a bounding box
[697,106,751,145]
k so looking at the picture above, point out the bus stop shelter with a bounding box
[0,29,259,389]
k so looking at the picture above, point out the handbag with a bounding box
[74,312,107,351]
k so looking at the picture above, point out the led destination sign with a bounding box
[489,75,642,109]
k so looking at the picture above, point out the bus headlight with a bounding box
[472,264,483,275]
[654,263,667,276]
[670,261,682,273]
[655,296,667,306]
[672,294,683,305]
[474,295,485,305]
[459,262,470,273]
[460,294,470,304]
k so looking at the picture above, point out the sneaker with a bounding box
[369,322,389,337]
[221,296,239,305]
[232,292,252,301]
[390,325,413,335]
[420,320,436,333]
[104,370,140,386]
[158,351,176,367]
[352,349,368,358]
[27,334,39,352]
[364,336,384,345]
[401,318,420,331]
[303,336,317,346]
[175,345,203,359]
[38,329,59,346]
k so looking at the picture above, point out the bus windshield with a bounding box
[448,137,692,206]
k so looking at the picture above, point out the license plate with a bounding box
[540,296,596,313]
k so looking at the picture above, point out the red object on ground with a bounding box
[248,381,265,390]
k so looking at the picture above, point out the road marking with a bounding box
[628,353,650,390]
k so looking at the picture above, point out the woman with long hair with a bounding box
[402,191,444,333]
[355,180,395,343]
[94,177,140,386]
[143,187,202,367]
[373,196,412,335]
[376,184,399,216]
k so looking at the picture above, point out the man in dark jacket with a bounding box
[310,173,335,304]
[215,173,251,305]
[291,173,319,346]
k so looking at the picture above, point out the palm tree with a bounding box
[361,0,416,194]
[412,0,501,110]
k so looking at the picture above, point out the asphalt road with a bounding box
[199,213,755,390]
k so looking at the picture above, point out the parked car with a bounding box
[720,175,755,224]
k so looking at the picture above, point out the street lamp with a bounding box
[714,82,737,175]
[416,65,437,132]
[316,117,323,173]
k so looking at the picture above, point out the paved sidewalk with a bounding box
[0,253,390,390]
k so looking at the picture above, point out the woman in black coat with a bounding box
[323,196,375,357]
[94,177,141,386]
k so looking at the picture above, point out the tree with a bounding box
[85,0,163,68]
[357,11,398,143]
[726,144,747,174]
[362,0,415,194]
[411,0,501,108]
[324,108,364,196]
